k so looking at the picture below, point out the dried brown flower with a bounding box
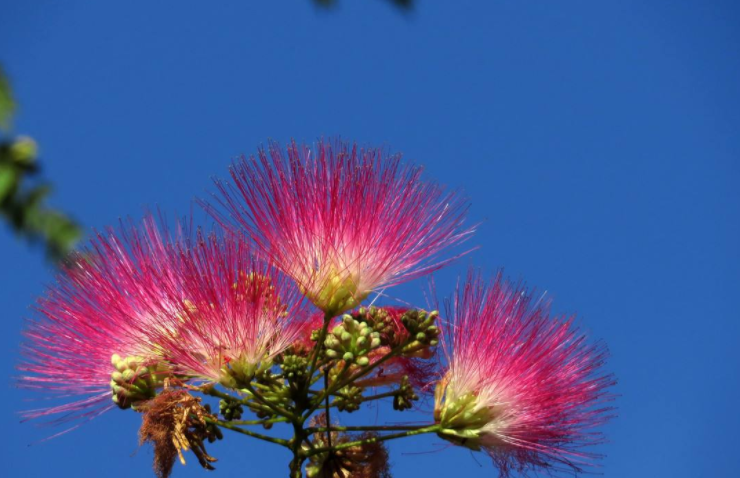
[138,389,220,478]
[306,413,391,478]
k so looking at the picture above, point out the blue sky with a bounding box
[1,1,738,477]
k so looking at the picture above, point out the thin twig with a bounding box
[305,425,441,457]
[206,417,291,448]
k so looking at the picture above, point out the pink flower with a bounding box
[209,139,473,316]
[434,272,615,476]
[19,215,311,426]
[18,216,183,425]
[149,231,311,387]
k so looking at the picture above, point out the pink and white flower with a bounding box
[19,216,183,424]
[149,231,311,387]
[434,272,615,476]
[209,139,473,316]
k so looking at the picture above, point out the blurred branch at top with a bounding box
[314,0,413,11]
[0,66,81,262]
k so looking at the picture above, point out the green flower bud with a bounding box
[109,354,169,409]
[281,355,308,382]
[433,378,498,451]
[9,136,37,165]
[401,309,440,357]
[219,399,244,421]
[393,376,419,411]
[334,385,364,413]
[323,315,381,366]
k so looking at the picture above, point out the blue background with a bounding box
[1,1,738,477]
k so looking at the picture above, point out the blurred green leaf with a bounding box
[0,145,81,261]
[0,64,81,262]
[0,171,82,261]
[0,67,15,131]
[24,184,53,210]
[0,164,17,201]
[9,136,38,165]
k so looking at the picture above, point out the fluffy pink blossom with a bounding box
[209,139,473,316]
[18,216,184,425]
[148,231,311,387]
[434,272,615,476]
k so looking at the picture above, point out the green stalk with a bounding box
[305,425,442,457]
[323,370,332,448]
[305,312,333,383]
[307,344,402,416]
[304,362,349,418]
[357,389,397,402]
[229,417,289,426]
[340,344,403,387]
[200,384,275,416]
[306,424,435,434]
[243,382,297,421]
[206,417,290,448]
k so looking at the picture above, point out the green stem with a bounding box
[305,425,441,457]
[357,389,397,403]
[340,345,403,388]
[243,382,297,421]
[200,384,275,416]
[229,417,289,426]
[305,345,401,417]
[206,418,290,448]
[304,363,349,418]
[288,419,308,478]
[324,370,332,449]
[305,312,333,385]
[200,385,239,401]
[251,381,277,392]
[306,424,435,434]
[324,389,395,406]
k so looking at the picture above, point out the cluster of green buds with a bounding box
[392,375,419,411]
[218,399,243,421]
[202,403,225,442]
[110,354,168,410]
[333,384,364,413]
[351,307,440,358]
[280,354,308,383]
[354,306,396,340]
[250,369,292,414]
[324,315,381,366]
[219,358,274,390]
[400,309,440,357]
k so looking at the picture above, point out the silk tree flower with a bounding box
[18,216,185,426]
[434,272,615,476]
[208,139,473,316]
[148,230,312,389]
